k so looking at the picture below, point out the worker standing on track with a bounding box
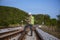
[24,12,34,36]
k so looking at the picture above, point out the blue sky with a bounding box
[0,0,60,18]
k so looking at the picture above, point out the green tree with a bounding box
[44,14,51,26]
[57,15,60,29]
[51,19,57,26]
[0,6,28,27]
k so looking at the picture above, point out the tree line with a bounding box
[0,6,60,29]
[0,6,29,27]
[33,14,60,29]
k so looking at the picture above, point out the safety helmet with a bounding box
[28,12,31,15]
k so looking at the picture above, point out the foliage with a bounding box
[57,15,60,28]
[0,6,28,26]
[33,14,51,25]
[50,19,57,26]
[0,6,59,28]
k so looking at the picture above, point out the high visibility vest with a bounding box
[29,16,34,25]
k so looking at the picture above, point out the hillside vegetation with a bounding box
[0,6,28,27]
[0,6,60,29]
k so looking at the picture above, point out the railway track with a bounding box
[0,27,44,40]
[0,27,23,40]
[0,27,59,40]
[17,27,60,40]
[0,25,59,40]
[18,30,43,40]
